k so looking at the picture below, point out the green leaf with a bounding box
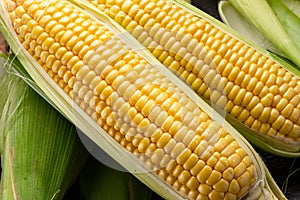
[226,0,300,69]
[0,73,89,199]
[267,0,300,52]
[79,157,153,200]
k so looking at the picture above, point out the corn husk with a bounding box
[219,0,300,70]
[0,58,11,119]
[79,156,153,200]
[0,62,89,199]
[218,0,283,57]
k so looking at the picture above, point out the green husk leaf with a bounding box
[218,0,284,57]
[0,69,89,199]
[0,58,13,119]
[226,0,300,70]
[282,0,300,18]
[267,0,300,52]
[79,157,153,200]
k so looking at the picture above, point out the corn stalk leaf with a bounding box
[0,69,89,199]
[226,0,300,70]
[267,0,300,52]
[218,0,284,57]
[79,157,153,200]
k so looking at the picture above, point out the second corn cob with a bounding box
[75,0,300,156]
[0,0,286,199]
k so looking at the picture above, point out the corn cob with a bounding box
[80,0,300,156]
[0,0,285,199]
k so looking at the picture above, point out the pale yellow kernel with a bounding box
[178,170,191,185]
[61,51,74,66]
[270,85,279,95]
[268,108,280,124]
[276,98,289,112]
[266,73,277,87]
[206,170,222,186]
[289,125,300,139]
[206,152,220,168]
[183,153,198,170]
[48,42,60,54]
[237,171,251,188]
[224,81,234,96]
[245,96,259,110]
[58,65,68,78]
[276,76,285,86]
[51,60,61,73]
[41,36,55,50]
[197,165,212,184]
[283,87,296,101]
[161,116,175,132]
[172,164,184,178]
[279,119,293,135]
[221,63,233,77]
[250,103,263,119]
[31,25,44,40]
[279,83,289,95]
[137,138,150,153]
[227,67,239,82]
[234,161,247,178]
[164,138,177,154]
[151,148,164,164]
[186,176,200,191]
[222,167,234,181]
[214,95,226,109]
[272,115,285,130]
[258,107,271,123]
[159,154,172,168]
[145,143,157,157]
[209,189,224,200]
[252,81,264,96]
[224,192,236,200]
[246,77,258,92]
[170,142,186,159]
[290,109,300,122]
[228,85,240,101]
[290,95,300,106]
[194,140,208,157]
[198,184,212,197]
[191,160,205,176]
[237,110,250,122]
[281,103,294,118]
[228,153,241,168]
[156,132,171,148]
[214,157,229,173]
[176,148,192,165]
[221,141,238,157]
[228,179,240,194]
[261,93,274,107]
[166,174,176,185]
